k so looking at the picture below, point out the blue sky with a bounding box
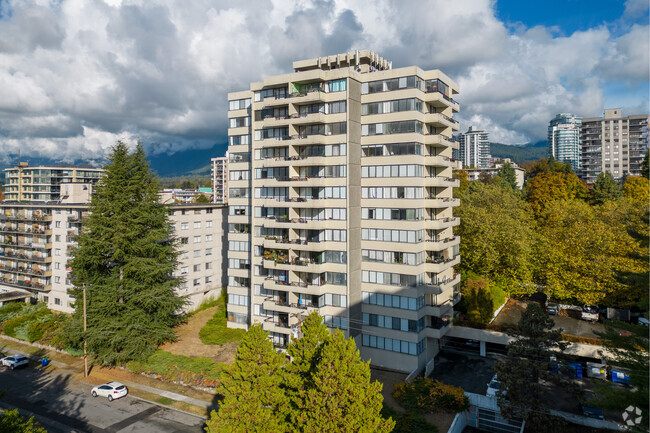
[0,0,647,163]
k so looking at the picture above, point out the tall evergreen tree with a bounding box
[66,142,187,365]
[297,330,395,433]
[589,172,622,205]
[206,324,289,433]
[495,303,571,432]
[642,149,649,180]
[497,162,518,190]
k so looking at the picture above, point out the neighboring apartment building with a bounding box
[159,188,211,204]
[580,109,649,183]
[169,203,228,309]
[548,113,581,172]
[457,126,490,169]
[465,159,526,189]
[226,50,461,373]
[4,163,103,202]
[211,155,229,204]
[0,200,227,314]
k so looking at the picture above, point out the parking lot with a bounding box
[492,299,605,338]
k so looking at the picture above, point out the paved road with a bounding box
[0,364,206,433]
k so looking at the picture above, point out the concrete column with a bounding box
[480,340,486,357]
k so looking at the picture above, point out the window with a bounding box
[205,248,213,256]
[55,235,61,242]
[55,263,61,270]
[194,236,201,243]
[180,266,188,275]
[181,222,189,230]
[228,98,251,111]
[193,264,201,272]
[54,298,61,305]
[55,276,61,283]
[194,222,201,229]
[180,237,188,245]
[55,221,61,228]
[205,262,213,270]
[193,278,201,286]
[55,248,61,256]
[206,221,213,228]
[205,276,212,284]
[193,250,201,258]
[205,234,213,242]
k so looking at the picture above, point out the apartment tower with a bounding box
[211,155,229,204]
[581,109,649,183]
[548,113,581,172]
[457,126,490,168]
[4,163,103,202]
[226,50,461,373]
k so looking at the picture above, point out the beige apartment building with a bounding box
[0,200,227,314]
[581,109,649,183]
[4,163,103,202]
[211,155,229,204]
[226,50,461,373]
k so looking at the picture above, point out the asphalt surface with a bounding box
[0,363,206,433]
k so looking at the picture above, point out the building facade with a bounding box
[457,126,490,169]
[4,163,103,202]
[581,109,649,183]
[225,50,461,373]
[0,201,227,314]
[211,155,229,204]
[465,160,526,189]
[548,113,581,172]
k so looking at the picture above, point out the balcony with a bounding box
[424,197,460,208]
[425,235,460,250]
[425,255,460,272]
[425,217,460,230]
[262,298,320,315]
[423,320,452,339]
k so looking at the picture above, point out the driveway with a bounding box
[0,364,205,433]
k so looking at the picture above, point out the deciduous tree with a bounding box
[66,142,187,365]
[525,171,586,216]
[623,175,649,204]
[460,277,494,323]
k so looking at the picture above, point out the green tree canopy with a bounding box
[589,172,622,205]
[623,175,650,204]
[193,193,210,203]
[525,171,586,216]
[66,142,187,365]
[460,277,494,323]
[456,182,537,293]
[497,162,518,190]
[642,149,649,179]
[0,409,47,433]
[206,324,289,433]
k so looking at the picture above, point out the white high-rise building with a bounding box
[225,50,461,373]
[457,126,489,168]
[548,113,581,172]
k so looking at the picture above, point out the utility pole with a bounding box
[83,283,88,377]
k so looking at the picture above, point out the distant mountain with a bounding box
[0,142,228,179]
[490,141,547,164]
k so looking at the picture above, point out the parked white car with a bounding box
[1,354,29,370]
[91,381,128,401]
[486,374,500,397]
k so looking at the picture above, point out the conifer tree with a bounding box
[206,324,289,433]
[497,162,518,190]
[589,172,622,205]
[297,330,395,433]
[66,142,187,365]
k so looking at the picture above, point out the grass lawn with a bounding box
[199,295,246,345]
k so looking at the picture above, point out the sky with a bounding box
[0,0,647,164]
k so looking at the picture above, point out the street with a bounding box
[0,364,206,433]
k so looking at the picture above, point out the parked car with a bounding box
[1,354,29,370]
[486,374,500,397]
[546,302,560,315]
[91,381,128,401]
[581,305,600,322]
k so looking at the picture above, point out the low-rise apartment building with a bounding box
[4,163,103,202]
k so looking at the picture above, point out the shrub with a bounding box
[0,302,25,321]
[127,350,223,388]
[381,404,438,433]
[3,314,32,338]
[393,378,469,413]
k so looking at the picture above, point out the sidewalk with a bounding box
[2,342,214,412]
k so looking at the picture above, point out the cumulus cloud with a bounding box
[0,0,647,164]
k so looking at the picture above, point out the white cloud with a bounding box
[0,0,646,163]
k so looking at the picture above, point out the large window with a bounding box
[362,186,424,199]
[299,187,347,199]
[361,164,423,178]
[229,135,251,146]
[361,76,422,94]
[229,117,250,128]
[298,143,346,157]
[362,121,424,136]
[361,334,425,356]
[362,249,424,266]
[361,228,424,243]
[362,208,423,221]
[362,143,422,157]
[363,313,424,333]
[362,98,424,115]
[362,291,425,311]
[298,165,346,178]
[362,270,423,287]
[228,98,251,111]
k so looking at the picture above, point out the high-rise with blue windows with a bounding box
[548,113,581,172]
[225,50,461,374]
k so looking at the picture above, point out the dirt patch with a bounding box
[159,306,238,364]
